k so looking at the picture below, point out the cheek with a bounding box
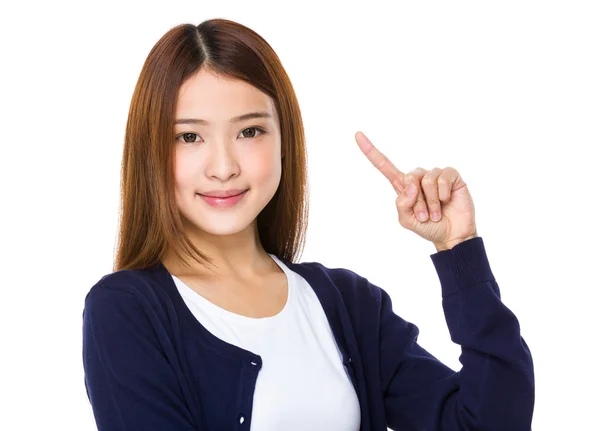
[246,150,281,183]
[173,153,197,191]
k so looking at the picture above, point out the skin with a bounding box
[354,131,478,252]
[162,68,285,298]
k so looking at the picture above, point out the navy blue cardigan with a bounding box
[82,237,534,430]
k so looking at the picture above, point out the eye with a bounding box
[239,127,266,139]
[175,127,266,144]
[176,133,201,144]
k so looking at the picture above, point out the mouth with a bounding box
[196,189,248,207]
[197,189,247,198]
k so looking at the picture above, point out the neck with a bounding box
[162,221,275,280]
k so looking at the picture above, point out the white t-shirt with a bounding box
[172,253,361,430]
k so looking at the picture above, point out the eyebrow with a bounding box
[175,111,272,125]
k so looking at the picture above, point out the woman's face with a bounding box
[173,68,282,238]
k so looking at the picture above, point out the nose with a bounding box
[204,138,240,182]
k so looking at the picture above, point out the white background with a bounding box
[1,1,599,429]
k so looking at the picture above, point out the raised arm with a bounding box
[379,237,534,430]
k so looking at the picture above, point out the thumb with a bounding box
[393,180,419,227]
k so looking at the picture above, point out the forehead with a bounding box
[176,69,275,119]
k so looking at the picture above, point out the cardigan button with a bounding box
[348,357,352,363]
[238,414,245,424]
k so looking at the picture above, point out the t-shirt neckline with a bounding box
[171,253,295,327]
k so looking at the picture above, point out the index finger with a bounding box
[355,131,405,193]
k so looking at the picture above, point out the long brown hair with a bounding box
[113,19,309,272]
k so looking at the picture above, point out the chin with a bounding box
[184,215,255,237]
[201,224,250,237]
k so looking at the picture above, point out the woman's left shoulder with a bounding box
[284,258,384,306]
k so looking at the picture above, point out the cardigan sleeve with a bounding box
[82,283,198,431]
[380,237,535,431]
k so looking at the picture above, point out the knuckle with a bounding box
[423,168,442,184]
[377,157,388,169]
[421,176,436,186]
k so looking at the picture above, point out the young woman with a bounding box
[82,18,535,431]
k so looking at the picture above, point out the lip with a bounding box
[199,189,247,198]
[197,190,248,208]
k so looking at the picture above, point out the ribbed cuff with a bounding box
[429,237,495,298]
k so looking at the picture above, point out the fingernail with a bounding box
[418,211,428,221]
[407,183,416,196]
[431,211,440,221]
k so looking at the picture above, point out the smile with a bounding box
[196,190,248,208]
